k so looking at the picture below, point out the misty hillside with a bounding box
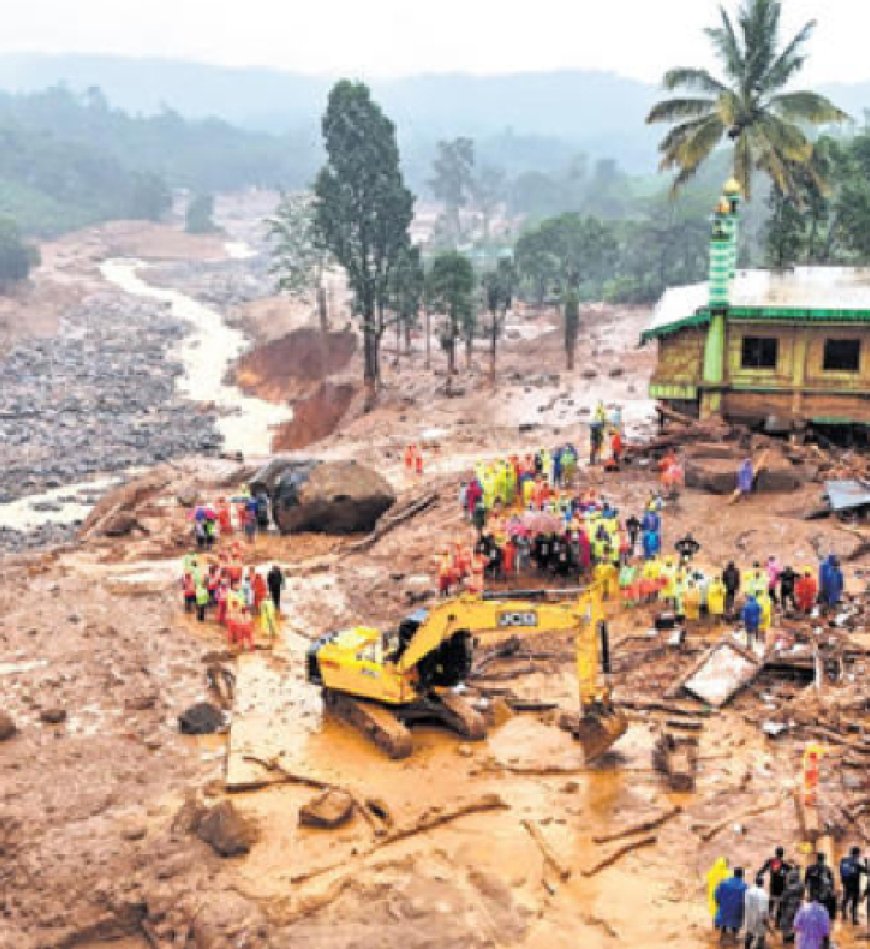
[0,54,662,171]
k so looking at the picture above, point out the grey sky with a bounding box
[2,0,867,84]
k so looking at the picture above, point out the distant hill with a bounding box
[1,54,866,175]
[0,54,661,171]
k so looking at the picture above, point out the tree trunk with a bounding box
[404,319,412,354]
[566,339,575,371]
[446,333,455,396]
[425,305,431,369]
[317,283,329,334]
[489,320,497,389]
[465,333,472,370]
[363,313,378,412]
[395,313,401,366]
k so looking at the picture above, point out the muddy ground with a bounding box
[0,204,868,949]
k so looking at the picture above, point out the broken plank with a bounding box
[581,835,657,877]
[522,819,572,881]
[592,806,682,844]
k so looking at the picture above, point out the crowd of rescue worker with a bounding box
[181,494,284,649]
[444,441,847,640]
[707,845,868,947]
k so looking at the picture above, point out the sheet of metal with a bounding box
[825,480,870,512]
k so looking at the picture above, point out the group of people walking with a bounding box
[181,541,285,649]
[710,846,868,947]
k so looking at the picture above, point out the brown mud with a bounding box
[1,211,867,948]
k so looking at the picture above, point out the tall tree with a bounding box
[428,137,475,245]
[389,244,425,356]
[0,217,39,288]
[268,191,333,334]
[473,165,506,242]
[428,250,474,394]
[482,256,515,387]
[646,0,847,198]
[314,81,414,408]
[185,193,216,234]
[563,288,580,371]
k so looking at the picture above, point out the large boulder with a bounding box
[271,460,396,535]
[193,801,258,858]
[684,458,738,494]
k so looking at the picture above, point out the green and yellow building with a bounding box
[641,180,870,431]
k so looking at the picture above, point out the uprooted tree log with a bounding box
[592,806,682,844]
[581,835,657,877]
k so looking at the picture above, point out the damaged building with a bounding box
[641,179,870,436]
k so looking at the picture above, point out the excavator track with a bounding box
[322,690,413,759]
[430,690,487,740]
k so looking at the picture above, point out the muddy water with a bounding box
[0,473,123,531]
[101,256,291,456]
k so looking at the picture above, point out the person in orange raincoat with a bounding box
[216,497,232,536]
[252,569,268,611]
[795,571,818,613]
[438,549,454,597]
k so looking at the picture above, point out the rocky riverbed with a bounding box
[0,289,223,552]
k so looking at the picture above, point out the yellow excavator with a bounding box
[305,585,626,760]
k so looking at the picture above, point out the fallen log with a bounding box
[580,835,657,877]
[343,491,439,554]
[522,818,572,881]
[592,806,682,844]
[696,796,784,843]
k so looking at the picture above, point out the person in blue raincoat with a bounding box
[742,595,762,643]
[642,527,661,561]
[641,506,660,534]
[822,555,843,608]
[737,458,754,497]
[715,866,748,939]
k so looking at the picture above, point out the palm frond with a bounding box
[739,0,781,94]
[660,115,725,192]
[656,116,718,154]
[715,89,741,129]
[662,68,727,94]
[646,98,717,124]
[704,6,744,82]
[768,91,849,124]
[762,18,816,91]
[755,113,813,163]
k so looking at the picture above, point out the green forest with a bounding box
[0,85,315,238]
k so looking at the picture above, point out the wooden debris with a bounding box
[580,835,657,877]
[592,806,682,845]
[343,490,439,554]
[522,818,572,881]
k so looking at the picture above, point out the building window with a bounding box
[823,338,860,372]
[740,336,778,369]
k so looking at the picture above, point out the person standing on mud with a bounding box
[723,561,741,618]
[267,564,284,611]
[743,874,769,949]
[737,458,754,499]
[778,867,804,944]
[805,853,837,924]
[839,845,866,925]
[715,866,748,943]
[758,847,791,926]
[794,891,831,949]
[779,566,798,614]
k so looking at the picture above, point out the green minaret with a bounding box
[700,181,741,418]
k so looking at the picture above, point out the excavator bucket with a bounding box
[559,707,628,762]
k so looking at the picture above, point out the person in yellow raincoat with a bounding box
[707,856,730,925]
[758,589,773,634]
[707,575,726,622]
[683,581,701,623]
[259,596,278,641]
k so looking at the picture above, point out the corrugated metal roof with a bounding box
[825,480,870,512]
[642,267,870,343]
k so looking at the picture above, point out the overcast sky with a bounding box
[2,0,867,84]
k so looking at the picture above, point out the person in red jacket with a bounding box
[795,571,818,613]
[611,430,623,466]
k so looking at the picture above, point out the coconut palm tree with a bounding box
[646,0,848,199]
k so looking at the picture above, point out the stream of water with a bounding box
[0,244,289,535]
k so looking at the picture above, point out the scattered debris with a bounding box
[193,801,258,857]
[299,788,355,829]
[177,702,224,735]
